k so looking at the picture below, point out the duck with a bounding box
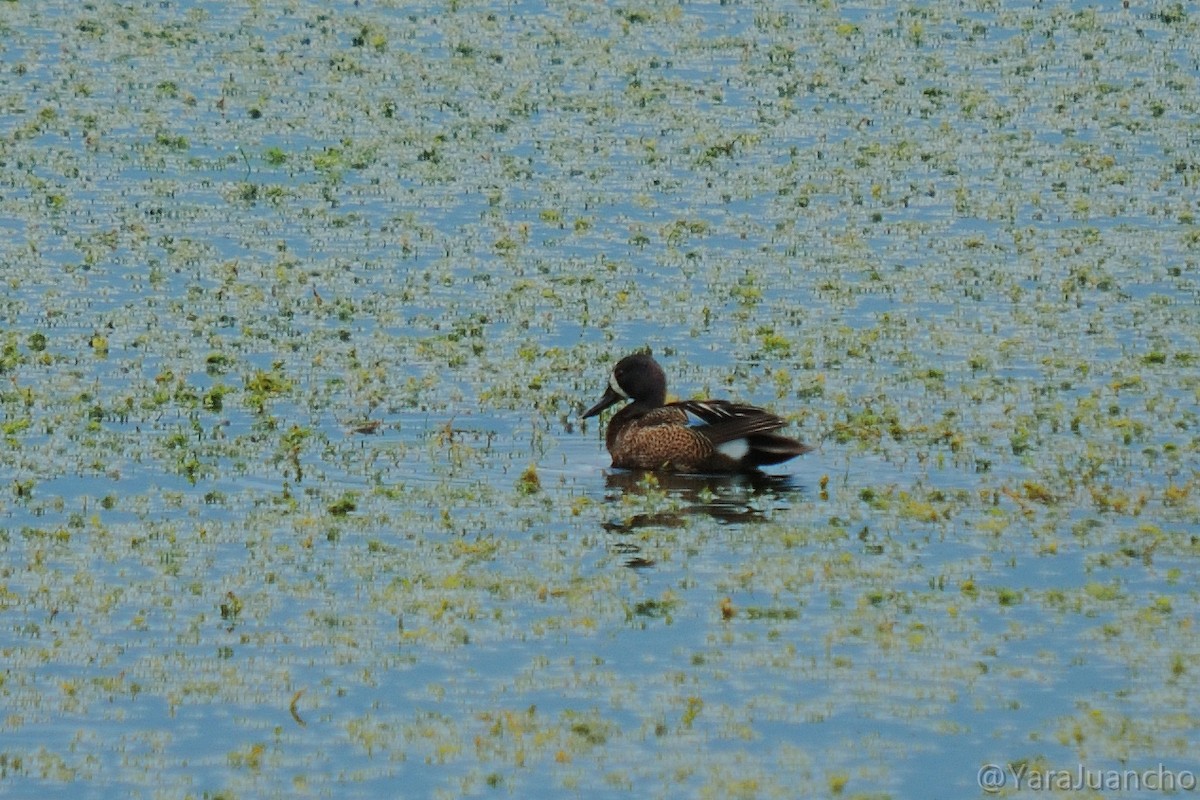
[582,352,812,473]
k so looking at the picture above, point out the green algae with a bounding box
[0,1,1197,798]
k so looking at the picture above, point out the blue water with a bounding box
[1,1,1198,798]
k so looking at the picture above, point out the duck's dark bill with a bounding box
[583,385,623,418]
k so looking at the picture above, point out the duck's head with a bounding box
[583,352,667,418]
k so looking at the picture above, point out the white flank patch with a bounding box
[716,439,750,460]
[609,372,628,398]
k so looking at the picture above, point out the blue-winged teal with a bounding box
[583,353,812,473]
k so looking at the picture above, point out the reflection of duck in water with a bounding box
[601,469,801,530]
[583,352,812,474]
[600,470,804,568]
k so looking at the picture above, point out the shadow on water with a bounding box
[599,470,805,568]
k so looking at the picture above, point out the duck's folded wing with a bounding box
[667,400,789,445]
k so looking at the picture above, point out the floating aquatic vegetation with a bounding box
[0,1,1196,798]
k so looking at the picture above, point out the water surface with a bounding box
[1,1,1197,798]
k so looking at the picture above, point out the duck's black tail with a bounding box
[745,433,813,467]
